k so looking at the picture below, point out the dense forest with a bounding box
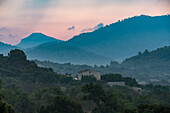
[0,49,170,113]
[66,15,170,60]
[35,46,170,85]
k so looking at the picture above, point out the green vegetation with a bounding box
[0,49,170,113]
[81,76,97,83]
[37,96,84,113]
[66,15,170,61]
[0,81,16,113]
[35,46,170,85]
[125,104,170,113]
[122,46,170,84]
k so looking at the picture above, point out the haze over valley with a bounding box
[0,0,170,113]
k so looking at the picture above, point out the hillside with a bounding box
[122,46,170,81]
[0,49,66,90]
[34,46,170,85]
[25,41,110,65]
[66,15,170,61]
[0,42,18,55]
[0,49,169,113]
[17,33,62,48]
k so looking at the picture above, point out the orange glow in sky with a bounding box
[0,0,170,45]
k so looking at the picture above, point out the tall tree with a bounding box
[37,96,84,113]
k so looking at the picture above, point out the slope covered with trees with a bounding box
[66,15,170,61]
[122,46,170,81]
[0,50,170,113]
[34,46,170,85]
[25,42,110,65]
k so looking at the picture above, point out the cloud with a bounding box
[0,0,169,45]
[9,34,18,38]
[0,0,5,6]
[23,0,58,10]
[82,23,104,32]
[0,27,7,31]
[68,26,75,30]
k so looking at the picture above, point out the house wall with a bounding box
[131,87,142,92]
[107,82,125,86]
[78,70,101,80]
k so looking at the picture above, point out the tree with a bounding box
[125,104,170,113]
[82,83,105,106]
[81,75,97,83]
[32,87,64,106]
[59,76,74,84]
[0,81,16,113]
[1,84,35,113]
[92,91,132,113]
[37,96,84,113]
[101,74,123,82]
[8,49,27,62]
[143,49,149,55]
[138,51,142,55]
[123,77,138,87]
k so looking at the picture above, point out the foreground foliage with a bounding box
[0,50,169,113]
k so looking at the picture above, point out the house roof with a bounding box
[78,69,100,73]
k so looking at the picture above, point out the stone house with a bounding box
[130,87,142,92]
[107,82,125,86]
[78,69,101,80]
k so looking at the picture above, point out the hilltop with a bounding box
[0,42,18,55]
[25,41,110,65]
[122,46,170,81]
[66,15,170,61]
[17,33,62,48]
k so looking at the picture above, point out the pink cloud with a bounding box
[0,0,169,45]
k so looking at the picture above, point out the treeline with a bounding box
[34,46,170,85]
[0,49,80,90]
[1,81,169,113]
[0,49,170,113]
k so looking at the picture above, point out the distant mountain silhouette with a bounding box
[0,42,18,55]
[17,33,62,48]
[66,15,170,61]
[122,46,170,80]
[34,46,170,84]
[25,41,110,65]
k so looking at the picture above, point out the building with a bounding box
[138,81,147,85]
[130,87,142,92]
[107,82,125,86]
[150,79,160,82]
[78,69,101,80]
[65,73,78,80]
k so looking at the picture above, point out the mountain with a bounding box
[17,33,62,48]
[25,41,110,65]
[34,46,170,85]
[122,46,170,81]
[66,15,170,61]
[0,42,18,55]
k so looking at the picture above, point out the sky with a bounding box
[0,0,170,45]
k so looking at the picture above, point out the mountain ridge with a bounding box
[25,41,110,65]
[66,15,170,61]
[0,41,18,55]
[121,46,170,81]
[17,33,62,49]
